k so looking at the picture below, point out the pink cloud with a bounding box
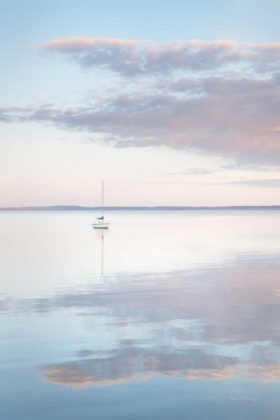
[2,37,280,164]
[3,77,280,163]
[40,37,280,76]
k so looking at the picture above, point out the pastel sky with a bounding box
[1,0,280,207]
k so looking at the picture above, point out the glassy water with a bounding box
[1,210,280,419]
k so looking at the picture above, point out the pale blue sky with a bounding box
[1,0,280,206]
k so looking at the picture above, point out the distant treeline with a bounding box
[1,205,280,211]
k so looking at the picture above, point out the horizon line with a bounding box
[1,205,280,211]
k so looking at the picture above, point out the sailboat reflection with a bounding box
[94,229,107,277]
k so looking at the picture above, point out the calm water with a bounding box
[1,210,280,419]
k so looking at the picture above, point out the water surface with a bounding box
[1,210,280,419]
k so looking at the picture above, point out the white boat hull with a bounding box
[92,222,110,229]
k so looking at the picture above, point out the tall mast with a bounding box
[102,180,104,219]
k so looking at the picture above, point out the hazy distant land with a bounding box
[1,206,280,211]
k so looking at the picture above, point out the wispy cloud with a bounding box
[3,83,280,163]
[40,37,280,76]
[168,168,217,175]
[222,178,280,187]
[221,164,277,172]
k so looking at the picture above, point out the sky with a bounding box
[1,0,280,207]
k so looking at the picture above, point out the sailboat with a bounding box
[92,181,110,229]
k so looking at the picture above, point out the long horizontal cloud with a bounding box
[40,37,280,76]
[222,178,280,187]
[3,75,280,163]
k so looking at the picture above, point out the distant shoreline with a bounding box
[1,205,280,211]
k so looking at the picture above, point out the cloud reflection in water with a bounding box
[1,237,280,389]
[1,252,276,388]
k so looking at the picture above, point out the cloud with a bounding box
[221,178,280,187]
[40,37,280,76]
[222,163,276,171]
[4,79,280,163]
[2,37,280,164]
[169,168,217,175]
